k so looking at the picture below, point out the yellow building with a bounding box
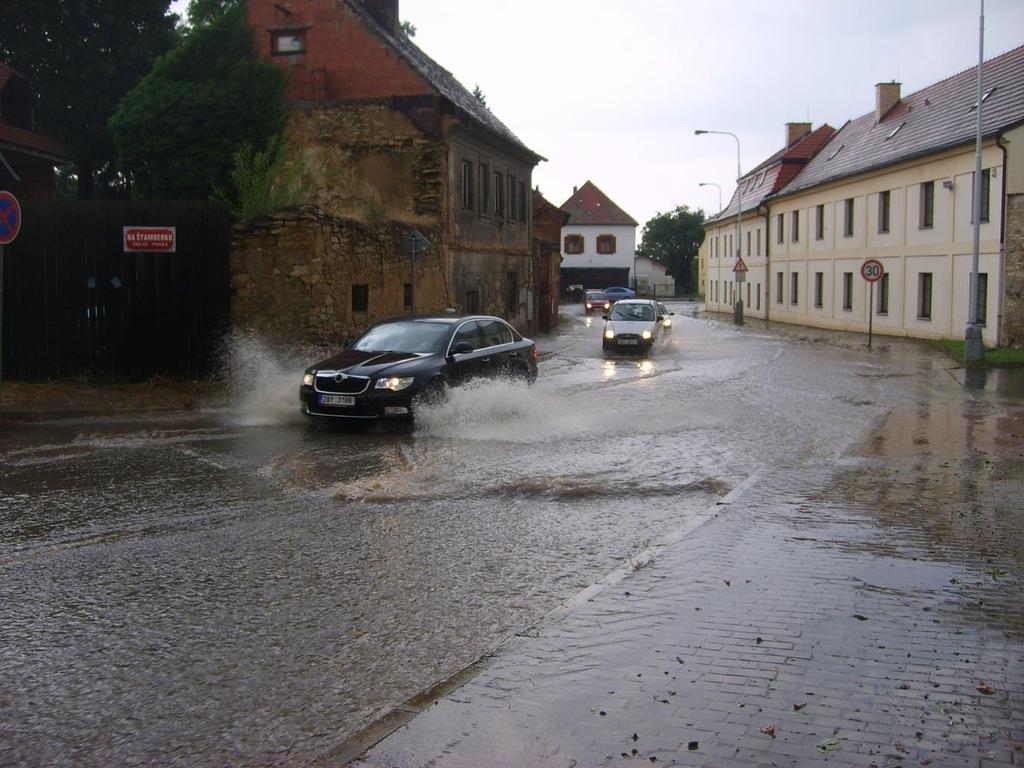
[700,45,1024,347]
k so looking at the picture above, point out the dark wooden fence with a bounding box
[1,200,231,381]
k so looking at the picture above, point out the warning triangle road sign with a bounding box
[733,257,749,273]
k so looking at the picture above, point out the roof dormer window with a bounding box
[885,122,905,140]
[827,144,844,161]
[272,29,307,55]
[969,86,996,110]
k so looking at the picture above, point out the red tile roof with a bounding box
[560,180,638,226]
[776,44,1024,198]
[709,125,836,224]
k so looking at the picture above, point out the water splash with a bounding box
[218,333,324,427]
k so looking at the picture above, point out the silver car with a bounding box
[602,299,666,355]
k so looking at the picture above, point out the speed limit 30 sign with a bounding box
[861,259,885,282]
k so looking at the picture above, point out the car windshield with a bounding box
[351,321,449,353]
[586,291,606,300]
[610,304,655,321]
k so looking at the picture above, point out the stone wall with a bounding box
[230,207,449,346]
[284,104,446,225]
[1003,193,1024,348]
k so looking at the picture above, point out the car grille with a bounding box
[314,373,370,394]
[616,334,640,341]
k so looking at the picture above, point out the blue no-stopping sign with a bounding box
[0,191,21,244]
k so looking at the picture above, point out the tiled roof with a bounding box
[708,125,836,224]
[776,44,1024,198]
[345,1,544,163]
[560,180,639,226]
[0,120,71,161]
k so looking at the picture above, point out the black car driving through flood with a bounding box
[300,315,539,421]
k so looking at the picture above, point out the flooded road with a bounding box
[0,304,964,767]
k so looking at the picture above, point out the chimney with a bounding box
[876,81,901,121]
[362,0,399,33]
[786,122,812,147]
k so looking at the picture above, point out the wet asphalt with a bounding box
[1,304,1020,767]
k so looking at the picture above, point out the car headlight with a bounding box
[375,376,415,391]
[664,319,672,327]
[586,303,592,308]
[641,330,653,340]
[604,328,615,339]
[302,373,315,386]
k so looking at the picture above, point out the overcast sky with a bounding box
[177,1,1024,233]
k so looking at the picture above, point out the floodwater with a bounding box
[0,303,963,767]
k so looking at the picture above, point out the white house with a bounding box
[560,180,638,289]
[634,255,675,298]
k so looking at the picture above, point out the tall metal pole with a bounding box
[410,242,418,316]
[965,0,985,362]
[698,182,723,214]
[695,130,743,324]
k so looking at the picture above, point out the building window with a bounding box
[776,214,784,244]
[776,271,783,304]
[564,234,583,254]
[460,160,474,211]
[518,182,527,227]
[746,230,751,257]
[976,272,988,325]
[878,190,891,233]
[791,210,800,243]
[917,273,932,319]
[843,198,854,237]
[465,290,480,314]
[756,228,761,256]
[756,282,761,310]
[506,272,518,315]
[746,282,751,307]
[842,272,853,311]
[508,175,517,222]
[878,273,889,315]
[404,282,412,309]
[814,272,824,308]
[972,169,991,223]
[596,234,617,254]
[493,171,504,217]
[352,284,369,313]
[479,163,489,213]
[919,181,934,229]
[815,204,824,240]
[271,29,306,55]
[790,272,799,304]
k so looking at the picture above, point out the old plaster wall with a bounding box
[230,208,447,346]
[1003,193,1024,348]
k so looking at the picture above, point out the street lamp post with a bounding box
[698,182,723,214]
[965,0,985,363]
[696,129,743,324]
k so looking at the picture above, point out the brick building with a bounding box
[233,0,544,345]
[0,63,70,200]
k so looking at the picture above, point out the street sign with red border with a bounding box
[123,226,176,252]
[733,257,749,273]
[861,259,885,283]
[0,191,21,245]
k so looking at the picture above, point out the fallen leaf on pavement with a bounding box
[792,703,807,712]
[761,725,777,738]
[816,737,842,752]
[977,684,996,695]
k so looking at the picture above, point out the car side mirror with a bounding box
[657,315,664,321]
[451,341,474,355]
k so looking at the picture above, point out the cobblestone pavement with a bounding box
[354,369,1024,767]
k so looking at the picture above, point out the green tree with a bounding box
[0,0,179,198]
[636,205,706,294]
[110,4,287,200]
[183,0,243,29]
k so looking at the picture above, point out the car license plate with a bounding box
[319,394,355,406]
[618,339,638,345]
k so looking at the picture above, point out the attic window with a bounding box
[272,29,306,55]
[885,122,905,140]
[827,144,844,161]
[969,87,997,110]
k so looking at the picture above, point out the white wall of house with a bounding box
[703,140,1011,345]
[701,216,768,317]
[561,223,637,281]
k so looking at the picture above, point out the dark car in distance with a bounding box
[300,315,539,421]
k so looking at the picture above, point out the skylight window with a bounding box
[970,87,997,110]
[827,144,844,161]
[885,122,905,140]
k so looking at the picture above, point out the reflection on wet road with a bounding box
[0,303,972,767]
